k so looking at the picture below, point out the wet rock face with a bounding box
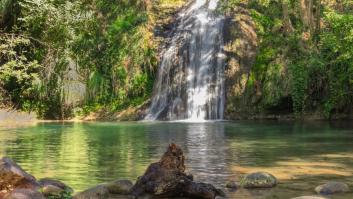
[315,181,349,195]
[130,143,224,199]
[223,6,258,120]
[240,172,277,188]
[0,157,39,195]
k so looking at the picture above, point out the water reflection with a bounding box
[0,121,352,198]
[185,123,233,183]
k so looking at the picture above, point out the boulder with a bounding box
[130,143,225,199]
[291,196,328,199]
[38,178,73,191]
[73,184,109,199]
[42,185,65,196]
[105,179,133,194]
[38,178,73,196]
[4,188,45,199]
[225,181,237,189]
[315,181,349,195]
[240,172,277,188]
[0,157,39,195]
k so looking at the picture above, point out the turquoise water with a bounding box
[0,121,352,198]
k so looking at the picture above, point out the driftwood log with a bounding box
[130,143,225,199]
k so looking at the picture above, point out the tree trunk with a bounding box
[299,0,315,32]
[130,143,225,199]
[282,0,294,34]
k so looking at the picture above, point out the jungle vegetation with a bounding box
[0,0,352,119]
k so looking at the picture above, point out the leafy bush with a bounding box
[0,34,41,109]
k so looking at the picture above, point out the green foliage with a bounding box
[318,10,353,117]
[1,0,158,118]
[0,34,41,109]
[110,9,147,33]
[1,0,352,120]
[44,189,73,199]
[72,0,157,112]
[289,61,308,116]
[221,0,352,118]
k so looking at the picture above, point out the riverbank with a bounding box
[0,109,38,128]
[1,107,352,126]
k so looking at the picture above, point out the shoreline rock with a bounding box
[105,180,133,195]
[240,172,277,188]
[315,181,349,195]
[4,188,45,199]
[0,157,73,199]
[73,184,109,199]
[0,157,40,197]
[73,179,134,199]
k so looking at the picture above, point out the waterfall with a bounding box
[145,0,225,121]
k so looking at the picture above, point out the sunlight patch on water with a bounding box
[233,156,353,180]
[315,153,353,159]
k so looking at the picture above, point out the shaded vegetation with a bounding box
[0,0,164,119]
[221,0,353,119]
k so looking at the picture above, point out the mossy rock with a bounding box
[225,181,237,189]
[240,172,277,188]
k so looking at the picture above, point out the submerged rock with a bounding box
[105,179,133,194]
[315,181,349,195]
[130,143,225,199]
[240,172,277,188]
[4,188,45,199]
[73,184,109,199]
[0,157,39,196]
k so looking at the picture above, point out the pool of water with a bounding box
[0,121,352,198]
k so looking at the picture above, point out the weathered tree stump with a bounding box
[130,143,225,199]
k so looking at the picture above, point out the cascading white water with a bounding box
[145,0,225,121]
